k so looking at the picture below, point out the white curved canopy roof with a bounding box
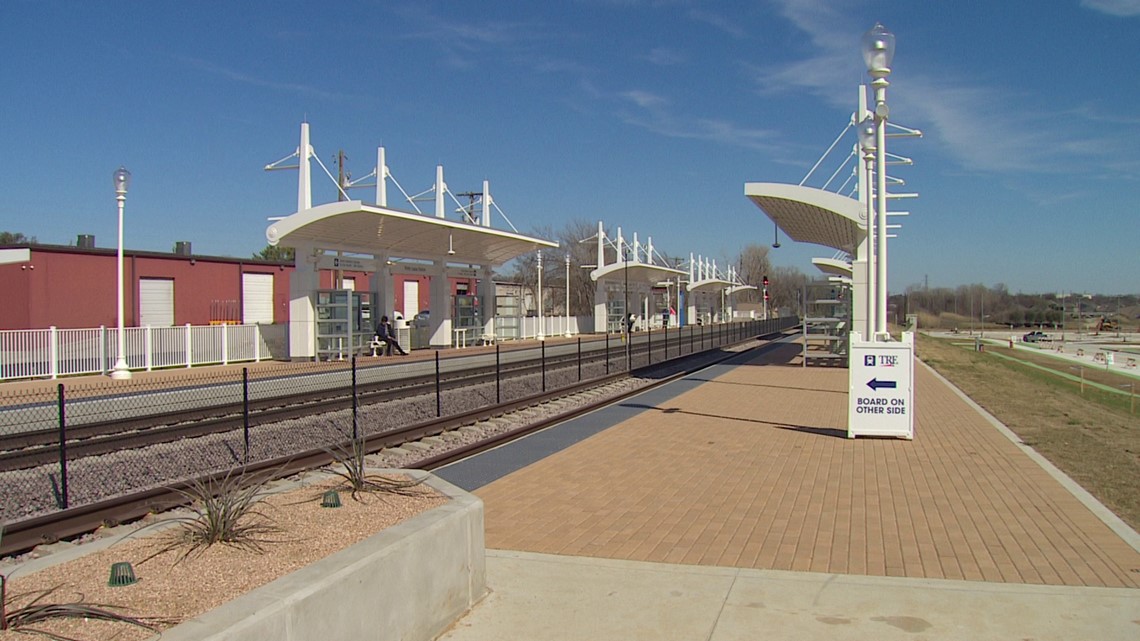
[266,200,558,265]
[812,257,853,278]
[591,262,686,285]
[744,183,865,253]
[688,278,733,293]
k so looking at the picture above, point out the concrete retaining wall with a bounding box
[153,474,485,641]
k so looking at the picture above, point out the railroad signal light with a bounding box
[762,275,769,287]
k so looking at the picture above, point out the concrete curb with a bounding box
[152,472,486,641]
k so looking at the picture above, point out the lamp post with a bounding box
[110,166,132,379]
[536,250,544,341]
[862,22,894,340]
[857,114,877,339]
[564,253,572,337]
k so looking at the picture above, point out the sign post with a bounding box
[848,332,915,439]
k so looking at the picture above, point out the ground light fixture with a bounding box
[321,489,342,508]
[108,561,137,587]
[111,166,132,379]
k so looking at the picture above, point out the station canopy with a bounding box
[812,256,853,278]
[266,200,558,265]
[744,183,865,253]
[591,262,686,285]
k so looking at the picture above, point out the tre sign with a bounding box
[847,332,915,439]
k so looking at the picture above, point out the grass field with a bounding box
[916,333,1140,530]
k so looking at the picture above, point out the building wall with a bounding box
[0,245,479,330]
[0,246,293,330]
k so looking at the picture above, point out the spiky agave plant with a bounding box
[2,529,174,638]
[2,585,173,640]
[324,434,426,502]
[140,467,283,565]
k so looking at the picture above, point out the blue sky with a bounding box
[2,0,1138,294]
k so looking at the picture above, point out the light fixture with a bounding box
[321,489,342,508]
[108,561,137,587]
[862,22,894,340]
[857,115,876,154]
[771,222,781,248]
[110,166,132,380]
[861,22,895,79]
[447,232,455,255]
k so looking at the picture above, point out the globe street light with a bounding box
[857,114,877,339]
[536,250,544,341]
[110,166,132,379]
[862,22,894,340]
[564,253,572,337]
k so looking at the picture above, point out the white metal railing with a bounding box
[518,316,589,340]
[0,324,265,381]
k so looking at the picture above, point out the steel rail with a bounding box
[0,350,615,471]
[0,325,792,556]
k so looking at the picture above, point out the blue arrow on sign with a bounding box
[867,378,897,391]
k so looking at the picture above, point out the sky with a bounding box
[2,0,1138,295]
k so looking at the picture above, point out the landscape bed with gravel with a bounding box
[0,472,448,641]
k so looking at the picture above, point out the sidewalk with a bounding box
[440,550,1139,641]
[437,341,1140,640]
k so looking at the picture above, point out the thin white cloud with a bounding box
[643,47,686,66]
[395,5,545,69]
[620,90,670,109]
[616,88,783,152]
[175,56,354,101]
[688,9,746,38]
[758,0,1140,179]
[1080,0,1140,17]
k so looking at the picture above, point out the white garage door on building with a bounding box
[139,278,175,327]
[403,280,420,317]
[242,273,275,324]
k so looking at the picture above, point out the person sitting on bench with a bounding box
[374,315,408,356]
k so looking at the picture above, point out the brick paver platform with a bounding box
[476,343,1140,588]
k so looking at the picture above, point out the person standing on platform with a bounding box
[375,315,408,356]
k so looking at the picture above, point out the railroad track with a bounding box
[0,349,609,471]
[0,324,797,557]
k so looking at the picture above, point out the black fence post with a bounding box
[541,340,546,392]
[664,323,668,360]
[495,343,501,404]
[605,332,610,375]
[242,367,250,462]
[435,351,442,417]
[626,327,632,372]
[57,383,68,510]
[577,337,582,381]
[351,356,359,441]
[647,326,652,365]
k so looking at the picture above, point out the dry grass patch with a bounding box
[917,334,1140,529]
[0,473,446,641]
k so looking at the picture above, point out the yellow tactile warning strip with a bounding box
[476,345,1140,588]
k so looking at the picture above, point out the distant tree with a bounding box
[503,220,597,316]
[733,244,772,304]
[253,245,295,262]
[768,265,808,314]
[0,231,36,244]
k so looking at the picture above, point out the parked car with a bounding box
[1022,331,1048,343]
